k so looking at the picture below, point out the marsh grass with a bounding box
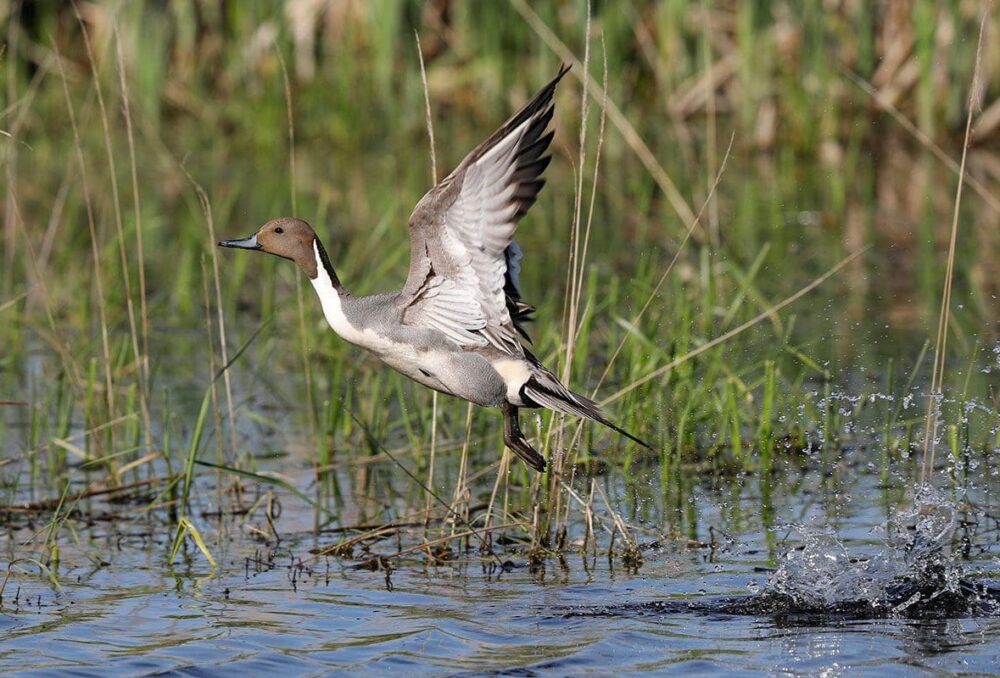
[1,1,999,584]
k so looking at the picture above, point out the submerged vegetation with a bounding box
[1,0,999,600]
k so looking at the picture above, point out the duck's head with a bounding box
[218,217,322,278]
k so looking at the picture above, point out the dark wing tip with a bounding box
[531,63,572,114]
[464,64,569,167]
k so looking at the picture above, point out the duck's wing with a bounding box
[399,65,569,352]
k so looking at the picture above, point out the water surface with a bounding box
[3,451,998,676]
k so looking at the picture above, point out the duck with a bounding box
[219,65,649,471]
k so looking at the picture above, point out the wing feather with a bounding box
[400,65,569,351]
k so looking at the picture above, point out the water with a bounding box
[8,566,1000,676]
[764,486,970,616]
[2,454,999,676]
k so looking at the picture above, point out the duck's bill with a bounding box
[217,234,261,250]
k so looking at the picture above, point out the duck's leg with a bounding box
[501,402,546,472]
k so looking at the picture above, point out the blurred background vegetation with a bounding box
[1,1,998,506]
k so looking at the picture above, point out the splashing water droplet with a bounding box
[755,485,995,616]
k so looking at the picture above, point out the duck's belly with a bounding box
[373,344,507,407]
[324,305,513,407]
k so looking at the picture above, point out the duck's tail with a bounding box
[520,355,651,449]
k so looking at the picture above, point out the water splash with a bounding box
[565,486,1000,622]
[759,485,998,617]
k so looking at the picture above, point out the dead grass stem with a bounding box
[54,36,115,457]
[920,6,989,483]
[511,0,699,242]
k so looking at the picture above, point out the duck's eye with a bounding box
[274,227,284,234]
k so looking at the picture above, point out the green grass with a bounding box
[1,1,999,572]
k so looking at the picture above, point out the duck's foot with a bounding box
[501,402,546,472]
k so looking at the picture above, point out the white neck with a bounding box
[310,241,359,342]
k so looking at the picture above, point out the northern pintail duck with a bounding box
[220,65,649,471]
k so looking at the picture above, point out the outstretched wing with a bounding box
[399,64,569,352]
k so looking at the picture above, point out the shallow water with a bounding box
[7,565,1000,676]
[3,458,999,676]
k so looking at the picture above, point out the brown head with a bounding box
[218,217,322,279]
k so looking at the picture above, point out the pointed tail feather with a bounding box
[521,364,651,450]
